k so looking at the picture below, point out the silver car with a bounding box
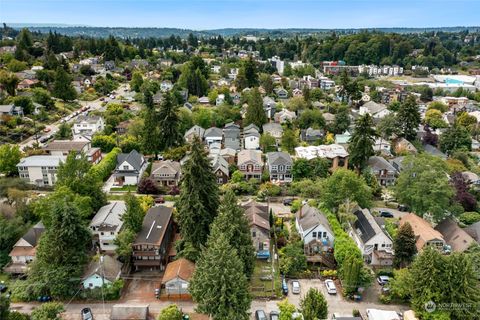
[291,280,300,294]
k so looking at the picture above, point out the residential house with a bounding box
[394,138,417,154]
[220,148,237,164]
[465,221,480,243]
[161,258,195,297]
[367,156,396,186]
[18,78,39,90]
[301,127,323,144]
[160,81,173,92]
[244,124,260,150]
[204,127,223,148]
[132,206,174,271]
[0,104,23,117]
[17,155,65,186]
[153,91,163,104]
[150,160,182,187]
[237,149,264,180]
[113,150,147,186]
[400,213,445,252]
[72,115,105,137]
[266,152,293,183]
[461,171,480,186]
[263,97,277,119]
[373,138,391,154]
[216,94,225,106]
[295,144,349,170]
[296,205,335,266]
[335,131,352,145]
[274,109,296,124]
[390,156,405,173]
[359,101,390,119]
[350,209,394,266]
[242,200,270,258]
[322,112,335,125]
[275,88,288,99]
[210,154,229,184]
[82,255,122,289]
[184,125,205,143]
[262,123,283,144]
[198,96,210,104]
[3,222,45,274]
[423,144,447,160]
[434,218,475,252]
[90,201,126,252]
[43,140,102,164]
[292,88,303,97]
[115,120,132,135]
[223,122,241,151]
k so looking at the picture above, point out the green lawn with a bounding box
[250,259,282,299]
[110,185,137,192]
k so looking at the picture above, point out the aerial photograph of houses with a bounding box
[0,0,480,319]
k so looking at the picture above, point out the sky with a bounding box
[1,0,479,30]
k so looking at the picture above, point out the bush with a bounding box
[80,280,124,300]
[137,177,160,195]
[88,147,121,182]
[30,302,64,320]
[352,309,361,317]
[459,211,480,225]
[157,304,183,320]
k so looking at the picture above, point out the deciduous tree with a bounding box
[300,288,328,320]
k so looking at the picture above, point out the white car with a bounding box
[291,280,300,294]
[325,279,337,294]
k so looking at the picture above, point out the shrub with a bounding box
[88,147,121,182]
[459,211,480,225]
[137,177,160,195]
[158,304,182,320]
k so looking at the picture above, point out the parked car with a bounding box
[324,279,337,294]
[0,283,7,293]
[81,307,93,320]
[270,311,279,320]
[291,280,300,294]
[255,310,267,320]
[43,127,51,133]
[397,204,409,212]
[281,277,288,295]
[283,198,293,206]
[377,275,390,286]
[379,210,394,218]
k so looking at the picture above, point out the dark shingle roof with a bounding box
[134,206,172,246]
[116,150,144,171]
[353,209,377,244]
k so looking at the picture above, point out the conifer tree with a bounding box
[53,66,77,101]
[393,222,417,268]
[210,190,255,277]
[348,113,377,172]
[244,88,267,128]
[396,95,421,141]
[122,192,145,233]
[342,255,362,295]
[142,91,160,155]
[158,92,184,151]
[190,232,251,320]
[300,288,328,320]
[177,137,219,256]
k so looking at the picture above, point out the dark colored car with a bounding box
[255,310,267,320]
[82,307,93,320]
[0,283,7,293]
[379,210,394,218]
[281,276,288,295]
[397,204,409,212]
[283,198,293,206]
[270,311,280,320]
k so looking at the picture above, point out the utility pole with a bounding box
[100,255,106,316]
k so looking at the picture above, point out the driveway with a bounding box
[102,175,115,193]
[373,207,407,219]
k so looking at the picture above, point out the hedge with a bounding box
[88,147,122,182]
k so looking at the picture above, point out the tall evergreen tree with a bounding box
[396,95,421,141]
[122,192,145,233]
[177,137,219,257]
[342,255,362,295]
[141,91,160,155]
[393,222,417,268]
[348,113,377,172]
[158,93,184,151]
[52,66,77,101]
[210,190,255,277]
[300,288,328,320]
[244,88,267,128]
[244,56,259,88]
[189,232,251,320]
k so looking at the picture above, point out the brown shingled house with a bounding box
[400,213,445,252]
[132,206,174,272]
[161,258,195,298]
[434,218,476,252]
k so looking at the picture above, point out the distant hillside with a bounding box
[6,24,480,39]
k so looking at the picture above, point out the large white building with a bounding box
[72,115,105,137]
[90,201,126,252]
[17,156,65,187]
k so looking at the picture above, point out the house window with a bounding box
[111,232,115,235]
[101,232,104,235]
[323,232,327,238]
[123,165,129,170]
[272,165,278,171]
[312,232,317,238]
[252,231,256,237]
[381,244,385,247]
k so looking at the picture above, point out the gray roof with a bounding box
[435,218,475,252]
[244,123,259,132]
[266,152,292,166]
[204,127,223,138]
[367,156,396,172]
[134,206,172,246]
[210,154,229,176]
[90,201,126,230]
[184,125,205,139]
[17,155,65,168]
[83,255,122,282]
[423,144,447,160]
[353,208,391,244]
[111,304,149,320]
[296,204,333,235]
[20,222,45,247]
[263,96,276,107]
[151,160,181,175]
[116,150,144,171]
[75,115,103,124]
[0,104,14,113]
[361,101,387,115]
[43,140,89,152]
[465,221,480,243]
[262,123,283,134]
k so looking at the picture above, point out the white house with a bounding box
[113,150,147,186]
[295,204,334,257]
[82,255,122,289]
[17,155,65,187]
[90,201,126,252]
[72,115,105,137]
[359,101,390,119]
[350,208,394,266]
[244,124,260,150]
[160,81,173,92]
[204,127,223,147]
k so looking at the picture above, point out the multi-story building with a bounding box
[17,155,65,187]
[266,152,293,183]
[72,115,105,137]
[90,201,126,252]
[237,150,264,180]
